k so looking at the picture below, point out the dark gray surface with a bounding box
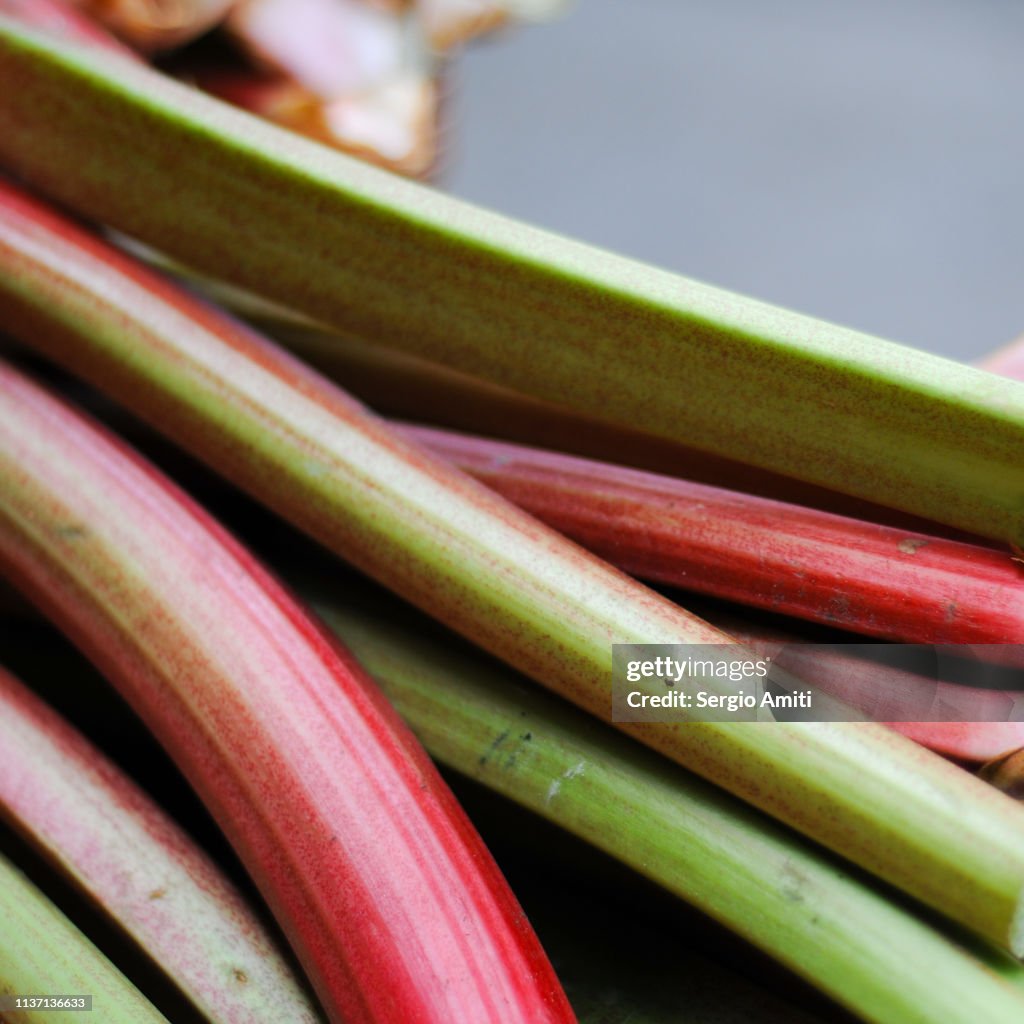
[444,1,1024,361]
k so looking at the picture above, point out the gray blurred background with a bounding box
[445,0,1024,362]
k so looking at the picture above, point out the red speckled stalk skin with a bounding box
[705,611,1024,764]
[892,721,1024,763]
[400,424,1024,646]
[719,601,1024,764]
[0,363,575,1024]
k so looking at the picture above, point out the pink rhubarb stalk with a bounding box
[0,360,574,1024]
[0,663,325,1024]
[893,721,1024,764]
[399,423,1024,646]
[691,604,1024,763]
[3,179,1024,956]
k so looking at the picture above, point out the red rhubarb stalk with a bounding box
[893,721,1024,763]
[0,664,325,1024]
[395,424,1024,763]
[398,423,1024,646]
[3,180,1024,956]
[0,360,574,1024]
[696,604,1024,763]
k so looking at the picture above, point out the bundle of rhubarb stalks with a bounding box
[3,5,1024,1024]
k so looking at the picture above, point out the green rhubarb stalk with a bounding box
[313,595,1024,1024]
[1,21,1023,543]
[3,181,1024,957]
[0,851,170,1024]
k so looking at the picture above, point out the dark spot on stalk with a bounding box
[57,524,88,540]
[478,729,510,766]
[148,888,166,901]
[824,595,850,622]
[522,732,532,741]
[232,969,248,985]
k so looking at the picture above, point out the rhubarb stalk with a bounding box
[0,664,326,1024]
[0,851,171,1024]
[2,180,1024,955]
[1,20,1023,542]
[311,591,1024,1024]
[397,422,1024,645]
[689,604,1024,763]
[0,360,574,1024]
[154,276,981,537]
